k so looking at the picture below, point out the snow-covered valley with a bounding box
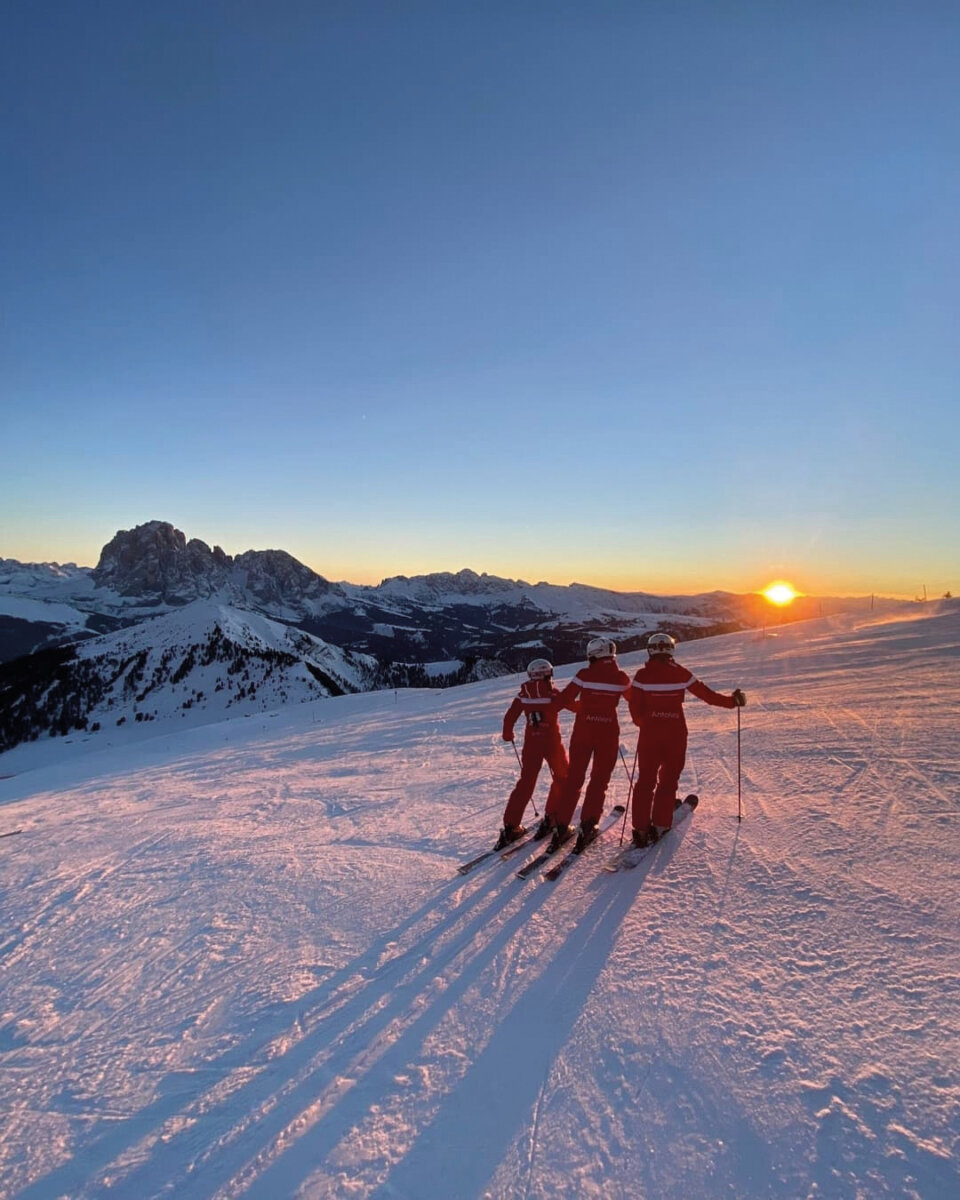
[1,603,957,1198]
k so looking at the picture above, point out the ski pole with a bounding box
[509,738,538,817]
[618,743,638,845]
[737,706,742,823]
[618,744,634,786]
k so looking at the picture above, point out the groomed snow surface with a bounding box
[1,605,958,1199]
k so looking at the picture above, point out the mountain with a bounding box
[0,601,379,754]
[0,522,351,661]
[91,521,347,611]
[0,520,914,755]
[1,520,751,664]
[0,521,746,669]
[1,603,957,1196]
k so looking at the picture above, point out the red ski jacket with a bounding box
[626,657,736,726]
[553,657,630,727]
[502,678,571,739]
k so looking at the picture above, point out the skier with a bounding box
[626,632,745,846]
[545,636,630,851]
[497,659,574,849]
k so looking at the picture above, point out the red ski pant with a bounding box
[630,721,687,833]
[554,720,621,828]
[503,729,568,827]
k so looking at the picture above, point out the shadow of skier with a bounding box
[367,876,643,1200]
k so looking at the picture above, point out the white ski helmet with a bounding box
[526,658,553,680]
[647,632,676,657]
[586,636,616,660]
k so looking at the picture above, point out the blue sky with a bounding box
[2,1,957,598]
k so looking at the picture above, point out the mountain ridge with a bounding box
[1,519,757,663]
[0,520,918,756]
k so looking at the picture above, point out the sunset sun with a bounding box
[762,581,799,606]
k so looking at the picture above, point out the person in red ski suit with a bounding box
[546,636,630,851]
[627,633,745,846]
[498,658,574,848]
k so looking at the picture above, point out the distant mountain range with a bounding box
[0,520,901,756]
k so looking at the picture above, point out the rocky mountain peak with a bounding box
[378,568,519,598]
[233,549,340,606]
[93,521,231,604]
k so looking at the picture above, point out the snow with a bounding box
[0,560,106,607]
[360,573,724,629]
[1,603,958,1199]
[423,661,462,679]
[0,596,89,628]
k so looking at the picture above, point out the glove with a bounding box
[732,689,746,707]
[502,731,515,742]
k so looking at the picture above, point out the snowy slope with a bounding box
[0,604,957,1199]
[0,601,381,759]
[0,558,123,620]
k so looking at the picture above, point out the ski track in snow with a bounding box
[1,605,958,1198]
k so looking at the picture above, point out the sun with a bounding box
[762,581,799,606]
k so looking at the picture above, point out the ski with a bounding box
[602,795,699,873]
[456,829,537,875]
[456,847,500,875]
[499,831,542,860]
[516,809,623,880]
[544,806,624,883]
[516,826,575,879]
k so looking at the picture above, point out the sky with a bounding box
[2,0,957,599]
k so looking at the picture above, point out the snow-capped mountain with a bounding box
[91,521,347,611]
[0,520,912,755]
[1,520,750,670]
[0,522,349,654]
[0,601,379,755]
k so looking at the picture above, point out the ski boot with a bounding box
[631,827,652,849]
[574,818,599,853]
[533,813,554,840]
[494,824,526,851]
[547,823,572,853]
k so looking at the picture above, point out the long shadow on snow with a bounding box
[197,862,582,1199]
[368,858,662,1200]
[231,856,651,1200]
[13,858,507,1200]
[111,828,664,1200]
[15,831,681,1200]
